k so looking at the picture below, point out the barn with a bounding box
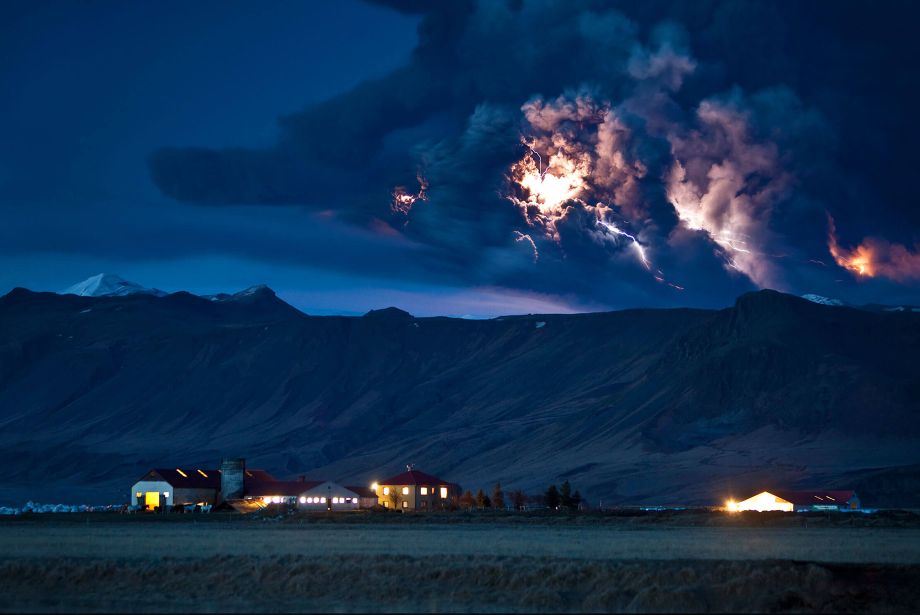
[131,468,220,510]
[728,490,860,512]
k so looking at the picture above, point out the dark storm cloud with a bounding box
[150,0,920,308]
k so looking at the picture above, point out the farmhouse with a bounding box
[727,490,860,512]
[373,466,460,511]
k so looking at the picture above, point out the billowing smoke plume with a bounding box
[149,1,920,308]
[666,93,792,287]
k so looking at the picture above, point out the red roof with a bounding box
[773,490,857,505]
[244,469,276,483]
[140,468,277,491]
[245,479,324,497]
[379,469,452,487]
[147,468,220,490]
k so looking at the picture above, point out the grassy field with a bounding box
[1,512,919,612]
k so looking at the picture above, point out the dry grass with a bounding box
[1,518,919,612]
[1,555,917,613]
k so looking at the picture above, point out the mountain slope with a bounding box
[62,273,166,297]
[0,288,918,506]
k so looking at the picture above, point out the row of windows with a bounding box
[381,486,450,498]
[297,496,358,504]
[261,496,359,504]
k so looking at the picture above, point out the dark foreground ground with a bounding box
[1,510,919,613]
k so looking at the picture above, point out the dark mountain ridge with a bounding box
[0,287,918,507]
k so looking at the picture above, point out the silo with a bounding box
[220,458,245,502]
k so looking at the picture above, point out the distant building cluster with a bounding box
[130,459,459,513]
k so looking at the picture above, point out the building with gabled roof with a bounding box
[373,466,461,511]
[727,490,860,512]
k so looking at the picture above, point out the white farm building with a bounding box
[130,458,378,512]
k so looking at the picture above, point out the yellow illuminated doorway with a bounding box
[145,492,160,509]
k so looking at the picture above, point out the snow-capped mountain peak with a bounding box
[62,274,166,298]
[802,293,844,306]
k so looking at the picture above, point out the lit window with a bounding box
[272,496,281,504]
[420,487,428,495]
[402,501,408,508]
[320,497,326,503]
[383,487,390,495]
[401,487,409,495]
[383,501,388,507]
[333,497,340,504]
[136,492,142,498]
[164,492,170,498]
[176,469,188,478]
[440,487,448,499]
[299,496,306,504]
[264,496,271,503]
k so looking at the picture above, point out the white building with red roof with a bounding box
[373,466,461,511]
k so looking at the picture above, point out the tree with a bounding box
[572,490,583,510]
[544,484,560,510]
[459,490,475,510]
[560,480,573,509]
[475,488,487,509]
[511,489,526,511]
[387,491,401,510]
[492,483,505,510]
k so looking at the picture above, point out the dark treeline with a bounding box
[456,480,584,511]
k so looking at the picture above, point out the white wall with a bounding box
[131,480,173,507]
[297,481,361,510]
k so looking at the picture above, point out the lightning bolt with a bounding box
[513,231,539,263]
[596,219,651,270]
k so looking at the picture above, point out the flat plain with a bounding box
[1,511,919,613]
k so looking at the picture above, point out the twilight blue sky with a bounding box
[3,0,920,315]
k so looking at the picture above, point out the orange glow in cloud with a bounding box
[827,214,920,281]
[391,174,429,215]
[511,142,589,215]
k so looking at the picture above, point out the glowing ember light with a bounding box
[826,214,920,281]
[391,174,429,215]
[827,214,875,277]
